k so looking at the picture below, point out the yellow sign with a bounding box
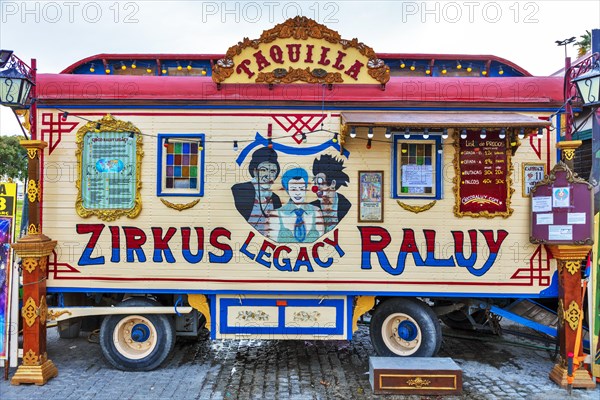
[0,183,17,217]
[212,16,390,86]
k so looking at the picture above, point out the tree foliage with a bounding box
[574,30,591,58]
[0,135,28,181]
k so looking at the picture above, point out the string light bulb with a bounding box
[177,62,182,71]
[350,126,356,138]
[442,128,448,140]
[456,61,462,70]
[201,68,207,76]
[400,60,406,69]
[460,129,467,139]
[61,111,68,121]
[425,66,431,75]
[410,62,416,71]
[499,128,506,139]
[368,127,374,139]
[537,127,544,139]
[120,62,126,70]
[131,61,137,69]
[385,127,391,139]
[198,139,203,151]
[441,66,447,74]
[89,64,95,73]
[422,128,429,139]
[404,127,410,139]
[301,132,307,143]
[518,128,525,140]
[499,66,504,75]
[233,140,238,151]
[480,128,487,139]
[481,69,488,76]
[187,62,192,71]
[466,64,473,73]
[95,123,101,132]
[162,66,167,74]
[268,138,273,148]
[333,132,338,143]
[146,65,152,74]
[437,143,443,154]
[105,67,111,74]
[366,139,372,149]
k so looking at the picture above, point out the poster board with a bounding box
[0,182,17,361]
[530,163,594,245]
[358,171,383,222]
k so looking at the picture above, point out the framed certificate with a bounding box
[522,163,546,197]
[358,171,383,222]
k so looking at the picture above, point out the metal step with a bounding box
[504,299,558,328]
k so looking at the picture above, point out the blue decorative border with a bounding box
[391,134,443,200]
[46,287,557,299]
[218,297,345,336]
[156,133,205,197]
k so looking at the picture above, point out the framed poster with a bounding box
[75,114,143,221]
[359,171,383,222]
[522,163,546,197]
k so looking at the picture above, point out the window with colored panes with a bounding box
[157,134,204,196]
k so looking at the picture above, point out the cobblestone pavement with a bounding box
[1,322,599,400]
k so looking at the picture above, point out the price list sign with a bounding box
[455,131,511,217]
[81,132,137,210]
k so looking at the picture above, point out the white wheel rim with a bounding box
[381,313,422,356]
[113,315,158,360]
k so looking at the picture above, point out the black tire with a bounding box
[442,309,487,331]
[99,298,175,371]
[58,318,82,339]
[370,298,442,357]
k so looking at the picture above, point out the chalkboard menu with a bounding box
[530,162,593,245]
[81,132,136,210]
[454,130,513,217]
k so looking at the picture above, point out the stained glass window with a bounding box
[158,134,204,196]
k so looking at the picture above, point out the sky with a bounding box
[0,0,599,135]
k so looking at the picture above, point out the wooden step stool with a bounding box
[369,357,463,395]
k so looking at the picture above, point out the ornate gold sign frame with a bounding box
[521,162,546,197]
[75,114,144,221]
[453,130,514,218]
[212,16,390,85]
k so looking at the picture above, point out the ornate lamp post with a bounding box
[0,50,58,385]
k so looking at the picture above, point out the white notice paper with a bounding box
[549,225,573,241]
[552,187,570,208]
[567,213,586,225]
[536,213,554,225]
[532,196,552,212]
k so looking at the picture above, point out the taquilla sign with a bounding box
[212,16,390,85]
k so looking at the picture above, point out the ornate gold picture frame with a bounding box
[75,114,144,221]
[452,130,514,218]
[522,162,546,197]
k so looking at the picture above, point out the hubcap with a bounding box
[113,315,157,360]
[381,313,422,356]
